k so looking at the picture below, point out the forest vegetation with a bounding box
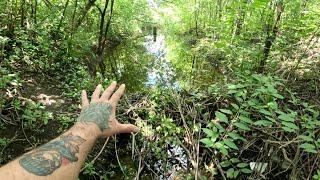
[0,0,319,179]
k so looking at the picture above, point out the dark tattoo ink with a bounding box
[19,134,85,176]
[77,102,112,131]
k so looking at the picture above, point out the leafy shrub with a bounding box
[201,73,319,178]
[135,73,319,179]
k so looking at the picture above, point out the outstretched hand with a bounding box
[79,82,139,138]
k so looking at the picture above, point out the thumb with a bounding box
[117,123,139,134]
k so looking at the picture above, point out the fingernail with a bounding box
[134,126,139,132]
[121,84,125,88]
[112,81,117,84]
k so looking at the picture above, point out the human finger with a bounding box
[91,84,103,102]
[109,84,125,105]
[100,81,117,101]
[117,123,139,134]
[81,90,89,107]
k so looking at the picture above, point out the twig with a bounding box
[132,132,135,160]
[0,114,15,125]
[195,123,201,180]
[135,141,146,180]
[307,156,319,180]
[214,157,226,180]
[281,148,293,163]
[115,135,127,177]
[80,137,110,172]
[0,132,19,155]
[20,114,36,148]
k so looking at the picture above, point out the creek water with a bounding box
[144,35,177,88]
[112,1,187,179]
[143,35,187,179]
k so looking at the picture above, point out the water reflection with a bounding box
[144,35,178,88]
[106,40,151,92]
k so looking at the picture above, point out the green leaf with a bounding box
[240,168,253,174]
[258,109,272,116]
[234,122,250,131]
[230,158,240,163]
[273,93,284,99]
[298,135,314,142]
[228,132,246,141]
[219,147,228,156]
[223,139,239,150]
[282,122,299,130]
[220,161,231,167]
[226,168,235,178]
[267,101,278,109]
[254,120,273,126]
[237,162,249,168]
[266,116,276,122]
[282,126,295,133]
[234,170,240,178]
[215,111,228,123]
[220,109,233,115]
[202,128,214,137]
[228,84,242,90]
[215,142,228,155]
[200,138,214,147]
[228,90,238,94]
[299,143,317,153]
[278,114,294,122]
[239,116,253,124]
[231,103,239,110]
[214,123,226,132]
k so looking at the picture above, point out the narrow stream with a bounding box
[141,1,187,178]
[144,35,176,88]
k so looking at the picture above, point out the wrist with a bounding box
[72,122,102,139]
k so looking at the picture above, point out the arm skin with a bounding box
[0,82,138,180]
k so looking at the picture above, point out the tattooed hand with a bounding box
[78,82,139,138]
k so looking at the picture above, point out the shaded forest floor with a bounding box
[0,68,152,179]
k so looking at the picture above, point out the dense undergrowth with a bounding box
[1,0,320,179]
[1,64,319,179]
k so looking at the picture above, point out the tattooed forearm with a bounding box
[19,134,85,176]
[77,102,112,131]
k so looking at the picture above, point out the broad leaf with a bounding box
[239,115,253,124]
[220,109,233,115]
[200,138,214,147]
[234,122,250,131]
[278,114,294,122]
[282,122,299,130]
[223,139,238,150]
[237,162,249,168]
[215,111,228,123]
[259,109,272,116]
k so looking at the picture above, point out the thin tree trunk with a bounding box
[71,0,78,31]
[57,0,70,32]
[194,0,199,36]
[258,1,284,73]
[233,0,248,37]
[34,0,37,25]
[103,0,114,37]
[73,0,97,33]
[20,0,26,28]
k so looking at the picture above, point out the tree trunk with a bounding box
[57,0,70,32]
[20,0,26,28]
[71,0,78,31]
[233,0,248,37]
[73,0,97,33]
[258,1,284,73]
